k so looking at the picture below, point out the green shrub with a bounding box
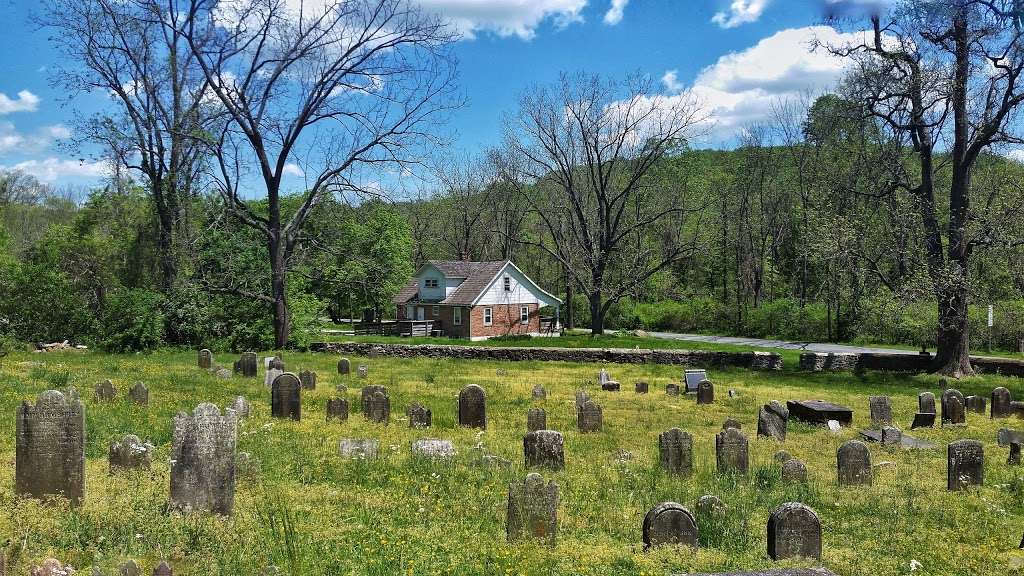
[97,288,166,352]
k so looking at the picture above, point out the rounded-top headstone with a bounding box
[458,384,487,429]
[781,458,807,483]
[524,429,565,470]
[992,387,1012,419]
[658,427,693,476]
[338,357,351,375]
[642,502,698,548]
[696,379,714,404]
[271,372,302,420]
[918,391,937,414]
[837,440,872,486]
[532,384,547,400]
[767,502,822,560]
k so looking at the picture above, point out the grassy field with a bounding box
[0,349,1023,575]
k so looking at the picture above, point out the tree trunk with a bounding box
[933,279,972,377]
[589,291,604,336]
[156,210,177,291]
[564,279,575,330]
[269,234,290,349]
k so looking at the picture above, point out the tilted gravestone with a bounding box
[941,389,966,425]
[458,384,487,429]
[787,400,852,427]
[299,370,317,391]
[1010,442,1021,466]
[361,385,387,414]
[407,402,431,428]
[767,502,822,560]
[635,381,649,394]
[999,428,1024,447]
[365,391,390,424]
[229,396,250,419]
[128,382,149,406]
[757,400,788,441]
[696,380,714,405]
[532,384,546,400]
[337,357,351,375]
[339,438,379,459]
[880,426,902,448]
[120,560,141,576]
[947,439,984,491]
[911,412,936,429]
[781,458,807,483]
[271,373,302,421]
[869,396,892,427]
[659,428,693,477]
[642,502,698,549]
[992,387,1012,419]
[965,395,986,414]
[108,434,153,472]
[506,473,559,545]
[239,352,258,378]
[837,440,872,486]
[524,429,565,470]
[527,408,546,432]
[16,390,85,505]
[919,391,937,414]
[577,400,603,433]
[327,398,349,421]
[198,348,213,369]
[715,427,749,474]
[153,561,173,576]
[666,383,681,396]
[170,403,237,515]
[95,379,117,401]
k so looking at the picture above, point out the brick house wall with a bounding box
[395,304,472,338]
[468,303,539,339]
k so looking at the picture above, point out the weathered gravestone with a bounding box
[527,408,546,432]
[659,428,693,477]
[992,387,1012,419]
[215,368,232,379]
[326,398,349,421]
[228,396,250,419]
[337,357,351,375]
[153,561,172,576]
[911,412,936,430]
[859,428,935,450]
[532,384,546,400]
[787,400,853,427]
[942,389,966,425]
[837,440,872,486]
[365,391,390,424]
[31,559,76,576]
[269,356,284,370]
[95,379,117,401]
[524,430,565,470]
[237,352,257,378]
[577,400,603,433]
[338,438,379,459]
[695,495,726,516]
[128,382,148,406]
[458,384,487,429]
[1012,401,1024,418]
[411,438,455,460]
[723,418,742,430]
[696,380,714,405]
[170,403,236,515]
[407,402,431,428]
[361,385,387,414]
[264,365,283,389]
[880,426,902,449]
[767,502,822,561]
[666,383,681,396]
[108,434,153,472]
[642,502,698,549]
[774,450,792,463]
[715,427,749,474]
[506,473,558,545]
[270,373,301,421]
[635,381,649,394]
[575,389,590,411]
[947,439,984,491]
[1010,442,1021,466]
[16,389,85,505]
[781,459,807,483]
[299,370,317,391]
[919,391,937,414]
[965,395,986,414]
[598,368,619,391]
[757,401,788,441]
[120,560,141,576]
[357,364,369,378]
[998,427,1024,447]
[869,396,892,428]
[198,349,212,369]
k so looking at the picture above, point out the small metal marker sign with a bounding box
[988,305,994,328]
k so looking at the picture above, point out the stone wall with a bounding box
[799,351,1024,377]
[311,342,783,370]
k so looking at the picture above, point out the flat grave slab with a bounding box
[859,429,936,449]
[684,369,707,394]
[787,400,853,427]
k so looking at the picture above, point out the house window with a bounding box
[405,305,413,319]
[424,278,439,289]
[453,307,462,325]
[483,307,493,326]
[520,306,529,324]
[503,276,511,292]
[432,306,439,317]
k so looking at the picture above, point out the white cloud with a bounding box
[417,0,588,40]
[603,0,629,25]
[0,90,41,115]
[661,70,684,94]
[683,25,867,142]
[0,122,71,155]
[712,0,769,29]
[3,157,109,183]
[1006,149,1024,163]
[282,162,305,177]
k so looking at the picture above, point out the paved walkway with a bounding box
[646,332,920,355]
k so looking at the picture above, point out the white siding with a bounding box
[475,265,556,307]
[445,276,463,299]
[416,264,447,301]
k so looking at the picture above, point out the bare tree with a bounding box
[831,0,1024,376]
[433,154,494,260]
[42,0,213,290]
[173,0,457,347]
[504,72,706,335]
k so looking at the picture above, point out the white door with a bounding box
[416,307,425,320]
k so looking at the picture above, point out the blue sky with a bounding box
[0,0,875,188]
